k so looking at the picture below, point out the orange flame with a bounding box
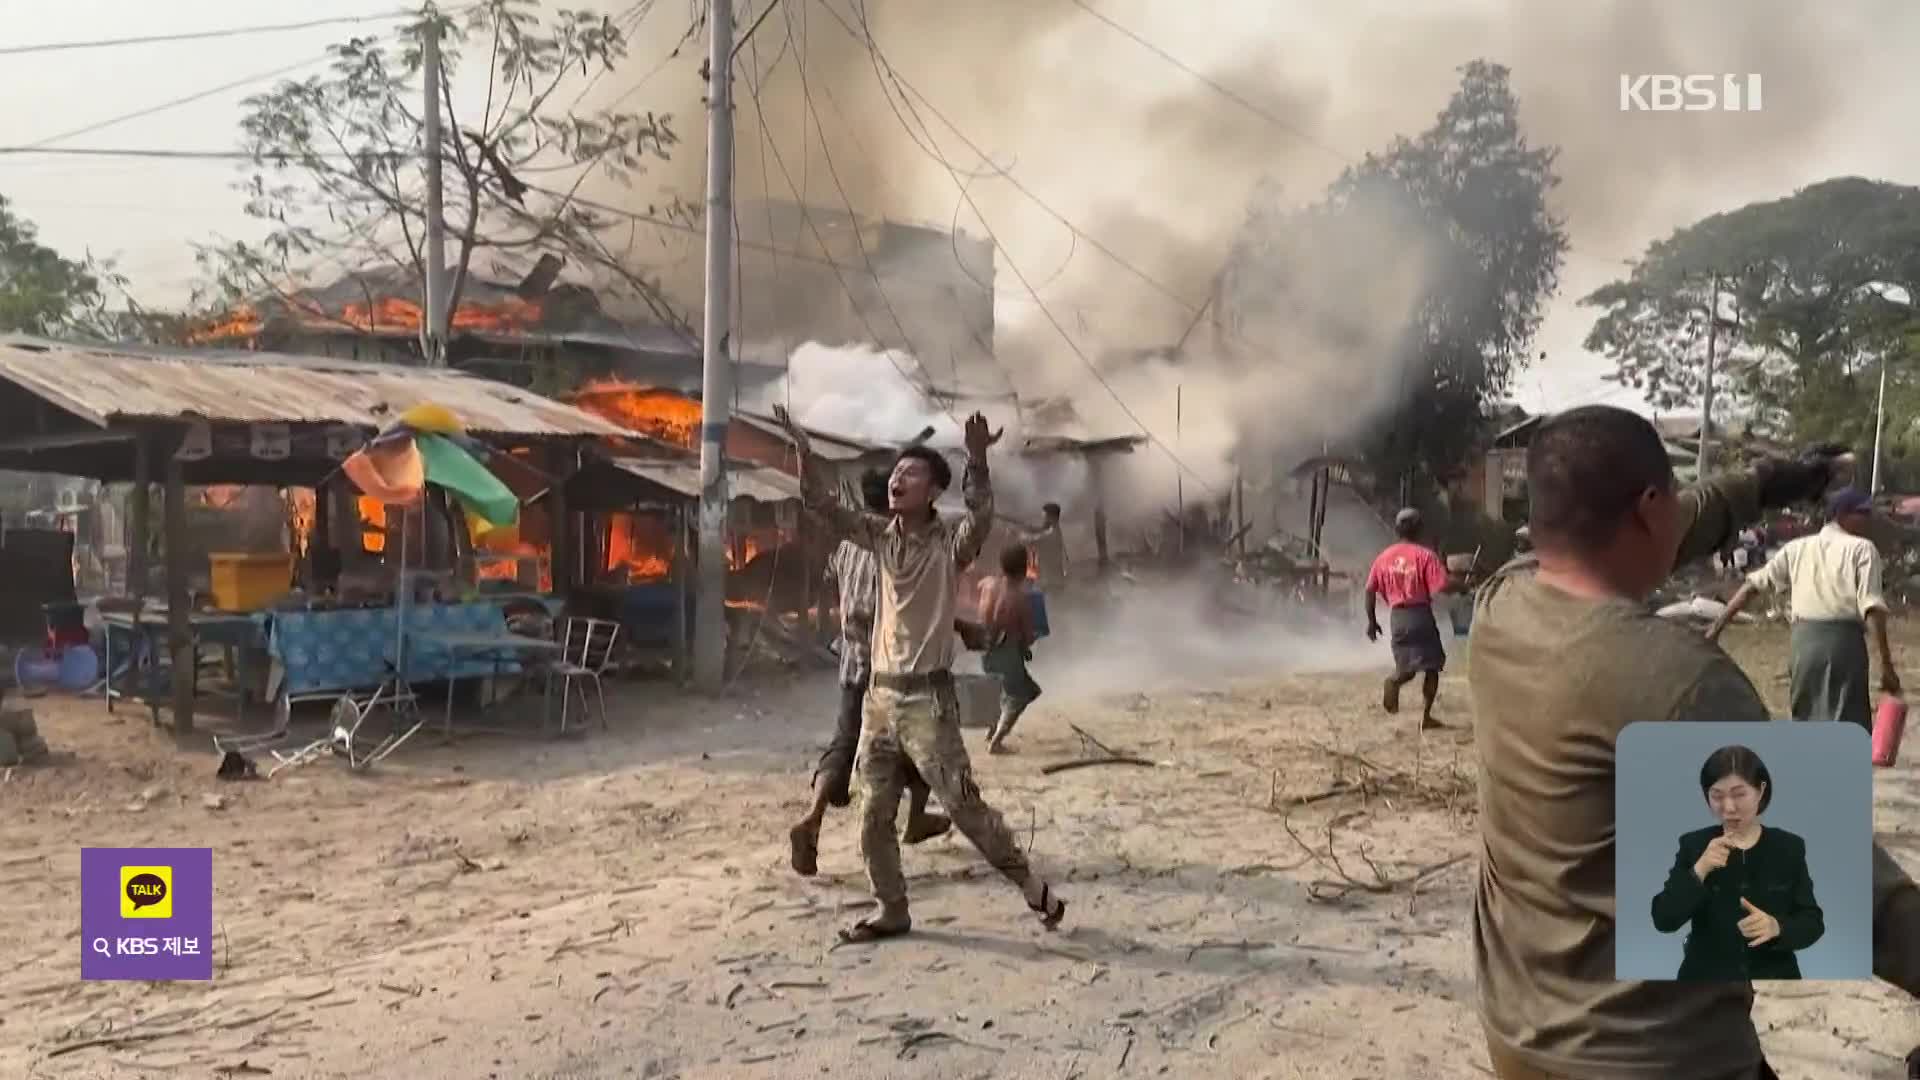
[190,293,544,343]
[475,543,550,590]
[571,381,702,450]
[357,495,387,553]
[337,296,544,335]
[188,304,265,344]
[287,489,316,557]
[605,513,674,582]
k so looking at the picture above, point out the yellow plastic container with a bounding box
[208,553,294,612]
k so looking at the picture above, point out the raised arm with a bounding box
[779,405,886,550]
[950,413,999,570]
[1671,447,1851,571]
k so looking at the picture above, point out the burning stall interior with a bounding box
[0,336,633,730]
[563,452,822,679]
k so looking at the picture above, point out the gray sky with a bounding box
[2,0,1913,419]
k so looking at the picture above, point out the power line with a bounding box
[814,0,1200,317]
[820,0,1218,495]
[1064,0,1355,167]
[0,9,427,57]
[21,56,333,150]
[738,19,959,424]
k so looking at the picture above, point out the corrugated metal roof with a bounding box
[610,457,800,504]
[731,410,880,461]
[0,337,632,439]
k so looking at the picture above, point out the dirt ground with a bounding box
[4,615,1920,1079]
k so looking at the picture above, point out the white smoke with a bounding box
[748,341,1090,518]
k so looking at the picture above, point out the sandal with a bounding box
[789,823,819,878]
[903,813,952,845]
[1028,883,1068,930]
[837,916,912,944]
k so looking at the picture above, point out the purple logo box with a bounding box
[80,848,214,981]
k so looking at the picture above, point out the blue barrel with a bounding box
[1028,590,1051,640]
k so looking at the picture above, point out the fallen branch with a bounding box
[1041,756,1156,776]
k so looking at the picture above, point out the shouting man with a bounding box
[1365,507,1455,729]
[791,411,1068,944]
[789,468,952,878]
[1706,486,1899,728]
[1468,406,1920,1079]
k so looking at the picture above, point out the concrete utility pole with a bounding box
[692,0,736,691]
[1697,274,1720,478]
[422,17,449,366]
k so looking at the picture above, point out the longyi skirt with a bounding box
[1389,604,1447,676]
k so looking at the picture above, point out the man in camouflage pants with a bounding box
[791,411,1068,943]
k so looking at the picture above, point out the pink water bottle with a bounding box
[1874,695,1908,767]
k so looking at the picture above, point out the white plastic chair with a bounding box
[548,617,620,733]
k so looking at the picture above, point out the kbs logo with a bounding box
[1619,74,1763,112]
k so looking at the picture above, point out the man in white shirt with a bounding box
[1707,488,1901,728]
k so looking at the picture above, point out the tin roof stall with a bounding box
[0,337,633,735]
[563,451,815,682]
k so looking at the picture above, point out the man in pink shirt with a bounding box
[1364,508,1456,729]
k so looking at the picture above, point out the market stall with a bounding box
[0,336,639,735]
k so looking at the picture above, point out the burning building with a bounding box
[732,200,1005,396]
[188,263,789,400]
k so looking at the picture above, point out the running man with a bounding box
[1364,507,1455,729]
[1706,487,1900,728]
[788,468,951,878]
[1020,502,1067,593]
[978,543,1042,754]
[788,410,1068,944]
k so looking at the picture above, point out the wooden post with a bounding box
[1234,469,1246,557]
[672,505,690,684]
[547,446,573,600]
[128,432,151,601]
[1091,458,1111,575]
[164,455,194,733]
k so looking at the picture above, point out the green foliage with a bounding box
[1583,177,1920,464]
[203,0,691,336]
[1218,61,1567,494]
[0,194,124,338]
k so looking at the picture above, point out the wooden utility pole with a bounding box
[128,433,151,602]
[691,0,736,691]
[1698,274,1721,478]
[421,17,449,366]
[164,457,193,733]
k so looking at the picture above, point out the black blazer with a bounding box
[1650,825,1823,981]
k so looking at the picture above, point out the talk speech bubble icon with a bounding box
[125,872,168,911]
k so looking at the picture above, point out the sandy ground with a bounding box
[4,613,1920,1079]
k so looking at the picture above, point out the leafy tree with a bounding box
[204,0,692,357]
[1584,177,1920,462]
[1218,61,1567,494]
[0,194,122,338]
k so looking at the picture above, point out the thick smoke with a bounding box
[574,0,1914,690]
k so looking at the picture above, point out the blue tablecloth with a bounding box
[264,602,526,698]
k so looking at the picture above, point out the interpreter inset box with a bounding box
[1614,722,1870,981]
